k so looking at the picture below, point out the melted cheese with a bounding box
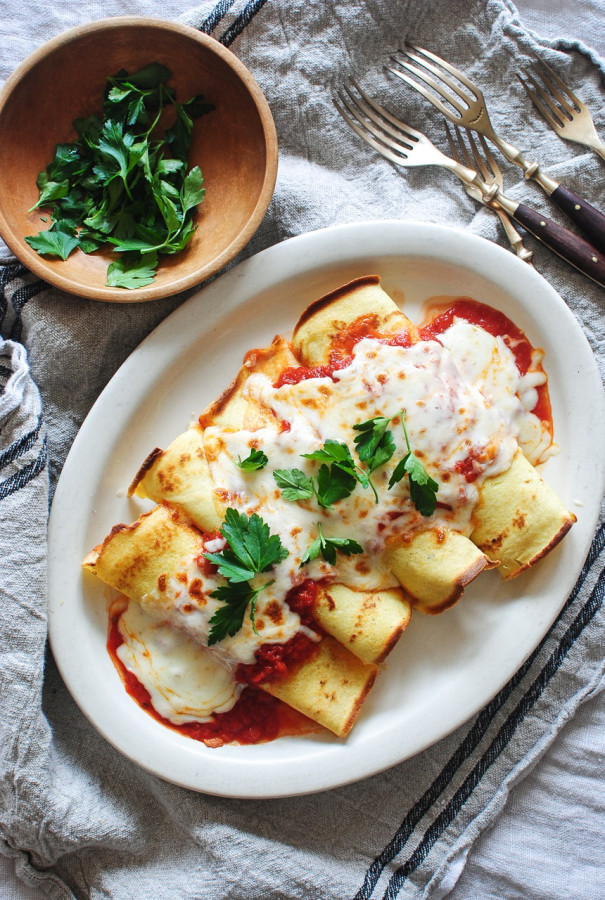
[438,321,556,465]
[120,325,550,723]
[138,541,305,668]
[116,601,241,724]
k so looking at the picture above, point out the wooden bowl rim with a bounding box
[0,16,278,303]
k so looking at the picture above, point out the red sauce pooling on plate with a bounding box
[107,581,323,747]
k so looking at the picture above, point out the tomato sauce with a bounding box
[420,298,552,428]
[107,581,323,747]
[274,314,414,387]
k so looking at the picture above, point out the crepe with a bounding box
[84,503,378,738]
[471,448,575,579]
[291,274,575,606]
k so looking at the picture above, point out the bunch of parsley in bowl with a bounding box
[26,62,214,291]
[0,17,278,303]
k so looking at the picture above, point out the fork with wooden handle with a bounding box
[443,122,534,265]
[386,44,605,255]
[334,80,605,288]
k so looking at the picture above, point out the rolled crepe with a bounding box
[83,504,378,738]
[292,274,419,364]
[292,274,493,613]
[314,583,411,664]
[385,528,497,615]
[129,335,299,522]
[471,448,575,579]
[291,273,574,603]
[83,504,201,601]
[129,426,222,532]
[262,635,377,738]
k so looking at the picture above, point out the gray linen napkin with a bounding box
[1,1,605,898]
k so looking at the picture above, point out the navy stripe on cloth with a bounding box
[8,279,47,342]
[0,263,24,333]
[220,0,270,46]
[199,0,237,33]
[0,438,47,502]
[355,522,605,898]
[0,422,42,473]
[0,262,46,340]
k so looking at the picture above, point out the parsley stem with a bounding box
[400,409,412,452]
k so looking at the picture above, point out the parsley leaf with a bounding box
[203,509,288,645]
[237,448,268,471]
[273,468,315,501]
[207,580,272,646]
[300,523,364,567]
[106,252,158,289]
[315,463,358,509]
[203,508,289,583]
[353,415,397,473]
[302,439,371,505]
[388,411,439,516]
[24,228,79,260]
[180,165,206,215]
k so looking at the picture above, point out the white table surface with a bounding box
[1,1,604,898]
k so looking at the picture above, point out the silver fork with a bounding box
[334,80,605,287]
[386,43,605,255]
[444,123,534,264]
[517,61,605,160]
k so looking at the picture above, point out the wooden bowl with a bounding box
[0,17,278,302]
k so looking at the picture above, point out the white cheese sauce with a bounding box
[437,320,556,465]
[116,600,241,725]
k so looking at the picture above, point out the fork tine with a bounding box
[476,133,503,182]
[334,93,412,165]
[523,70,574,121]
[458,128,491,181]
[516,72,564,131]
[385,62,458,121]
[345,79,426,143]
[443,120,465,165]
[394,45,476,107]
[535,60,583,111]
[334,82,424,165]
[334,100,409,165]
[389,53,469,114]
[337,88,415,157]
[444,122,475,173]
[405,43,481,97]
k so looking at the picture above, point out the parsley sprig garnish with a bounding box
[203,509,288,645]
[300,523,364,567]
[353,411,439,516]
[388,412,439,516]
[274,439,372,508]
[25,62,214,288]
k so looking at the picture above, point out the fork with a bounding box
[386,43,605,255]
[517,61,605,160]
[444,122,534,264]
[334,80,605,288]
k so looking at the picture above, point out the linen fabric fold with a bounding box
[1,1,605,899]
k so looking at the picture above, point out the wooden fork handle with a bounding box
[512,202,605,288]
[549,185,605,257]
